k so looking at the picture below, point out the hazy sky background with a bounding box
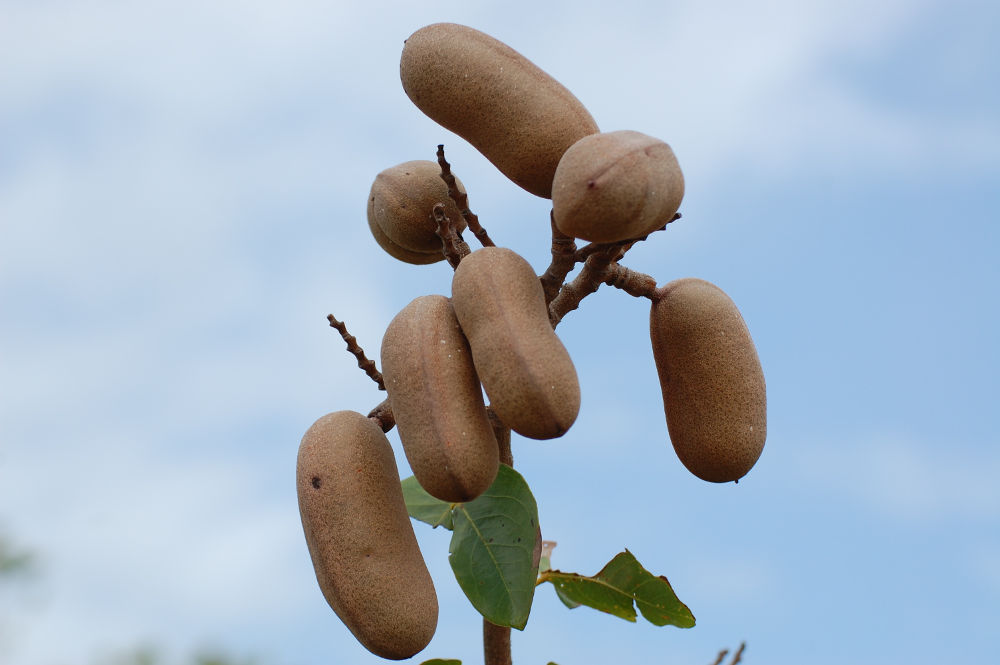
[2,1,998,664]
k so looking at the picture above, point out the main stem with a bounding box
[483,621,512,665]
[484,413,514,665]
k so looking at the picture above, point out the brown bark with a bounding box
[483,621,512,665]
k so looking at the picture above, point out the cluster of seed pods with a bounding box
[296,22,766,660]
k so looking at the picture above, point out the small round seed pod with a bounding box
[296,411,438,659]
[650,278,766,482]
[381,295,499,502]
[400,23,599,199]
[451,247,580,439]
[552,130,684,243]
[367,160,468,264]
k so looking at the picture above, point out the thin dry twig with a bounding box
[327,314,384,390]
[710,642,746,665]
[367,398,395,433]
[574,241,615,263]
[574,212,681,262]
[433,203,471,268]
[437,144,495,248]
[539,211,578,306]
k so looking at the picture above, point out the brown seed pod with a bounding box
[296,411,438,659]
[367,210,442,265]
[451,247,580,439]
[381,295,499,502]
[650,278,766,482]
[552,130,685,243]
[367,160,468,264]
[400,22,599,199]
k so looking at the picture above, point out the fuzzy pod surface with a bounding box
[367,160,468,264]
[381,295,499,502]
[296,411,438,659]
[452,247,580,439]
[552,130,684,243]
[400,22,599,199]
[650,278,766,482]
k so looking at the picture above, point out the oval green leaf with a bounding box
[401,476,454,530]
[554,585,582,610]
[448,464,540,630]
[539,550,695,628]
[419,660,461,665]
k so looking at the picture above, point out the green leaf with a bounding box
[554,584,582,610]
[448,464,539,630]
[419,660,461,665]
[401,476,454,530]
[539,550,695,628]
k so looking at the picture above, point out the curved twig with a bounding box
[539,211,578,306]
[327,314,384,390]
[574,212,681,262]
[604,263,658,298]
[437,144,495,248]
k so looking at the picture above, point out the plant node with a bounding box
[433,203,471,268]
[547,247,616,328]
[367,398,395,433]
[604,263,657,298]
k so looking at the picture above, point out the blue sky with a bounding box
[1,1,998,664]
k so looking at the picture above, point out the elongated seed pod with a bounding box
[650,279,766,482]
[552,130,685,242]
[400,23,599,198]
[296,411,438,659]
[367,160,468,265]
[452,247,580,439]
[381,295,499,502]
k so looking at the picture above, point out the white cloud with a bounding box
[683,554,775,605]
[789,433,1000,523]
[0,428,321,664]
[530,0,996,183]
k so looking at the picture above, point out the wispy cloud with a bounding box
[789,432,1000,523]
[2,2,998,664]
[0,426,320,662]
